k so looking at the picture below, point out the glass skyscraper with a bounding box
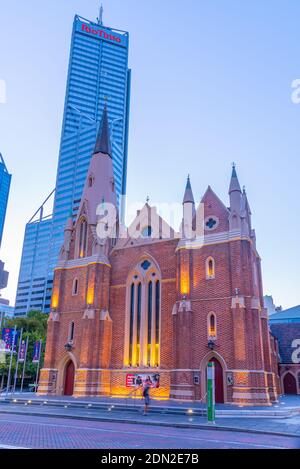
[15,14,131,316]
[0,153,11,248]
[14,215,53,316]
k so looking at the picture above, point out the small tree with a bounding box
[0,311,48,391]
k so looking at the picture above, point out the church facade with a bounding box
[39,107,280,405]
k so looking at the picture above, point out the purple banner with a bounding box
[32,340,41,363]
[18,339,27,362]
[1,328,19,352]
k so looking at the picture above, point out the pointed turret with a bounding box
[182,175,195,239]
[94,104,112,157]
[183,175,195,204]
[242,186,252,216]
[59,207,73,260]
[229,164,242,230]
[241,186,252,236]
[229,163,242,195]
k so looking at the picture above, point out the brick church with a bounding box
[39,106,280,405]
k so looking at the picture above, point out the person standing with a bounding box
[142,376,152,415]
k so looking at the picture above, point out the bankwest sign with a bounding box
[80,23,122,44]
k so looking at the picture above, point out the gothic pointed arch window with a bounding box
[208,312,217,340]
[68,321,75,343]
[79,218,88,258]
[206,257,215,280]
[125,258,161,368]
[72,278,79,296]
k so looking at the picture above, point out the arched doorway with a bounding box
[209,357,224,403]
[283,372,297,395]
[64,360,75,396]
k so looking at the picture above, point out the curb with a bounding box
[0,398,296,419]
[0,407,299,439]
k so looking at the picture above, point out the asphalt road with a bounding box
[0,413,299,449]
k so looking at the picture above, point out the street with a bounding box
[0,413,299,449]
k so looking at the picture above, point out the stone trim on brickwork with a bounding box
[231,296,245,309]
[56,352,78,396]
[199,351,228,403]
[110,279,176,290]
[280,367,300,395]
[176,229,252,252]
[55,254,111,270]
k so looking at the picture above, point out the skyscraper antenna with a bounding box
[97,3,104,25]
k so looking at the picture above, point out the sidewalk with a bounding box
[0,394,300,438]
[0,400,300,438]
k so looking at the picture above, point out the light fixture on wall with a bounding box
[208,340,215,350]
[64,342,73,352]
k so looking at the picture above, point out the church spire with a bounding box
[94,103,112,157]
[182,175,195,239]
[228,164,243,229]
[183,175,195,204]
[229,163,242,195]
[240,186,252,236]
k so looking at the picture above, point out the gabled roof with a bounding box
[201,185,229,214]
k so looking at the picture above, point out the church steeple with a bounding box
[229,163,242,195]
[228,164,242,230]
[94,103,112,157]
[183,175,195,205]
[182,175,195,239]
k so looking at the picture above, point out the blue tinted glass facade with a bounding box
[15,217,52,316]
[0,154,11,247]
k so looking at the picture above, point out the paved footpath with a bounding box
[0,402,300,446]
[0,413,299,449]
[1,399,300,437]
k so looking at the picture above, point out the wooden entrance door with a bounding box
[64,360,75,396]
[209,357,224,403]
[283,372,297,395]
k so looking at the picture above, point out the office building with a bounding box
[0,153,11,247]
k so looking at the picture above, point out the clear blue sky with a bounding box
[0,0,299,309]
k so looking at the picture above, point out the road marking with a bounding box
[0,416,294,449]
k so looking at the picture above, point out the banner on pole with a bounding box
[18,339,27,362]
[1,328,19,352]
[32,340,42,363]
